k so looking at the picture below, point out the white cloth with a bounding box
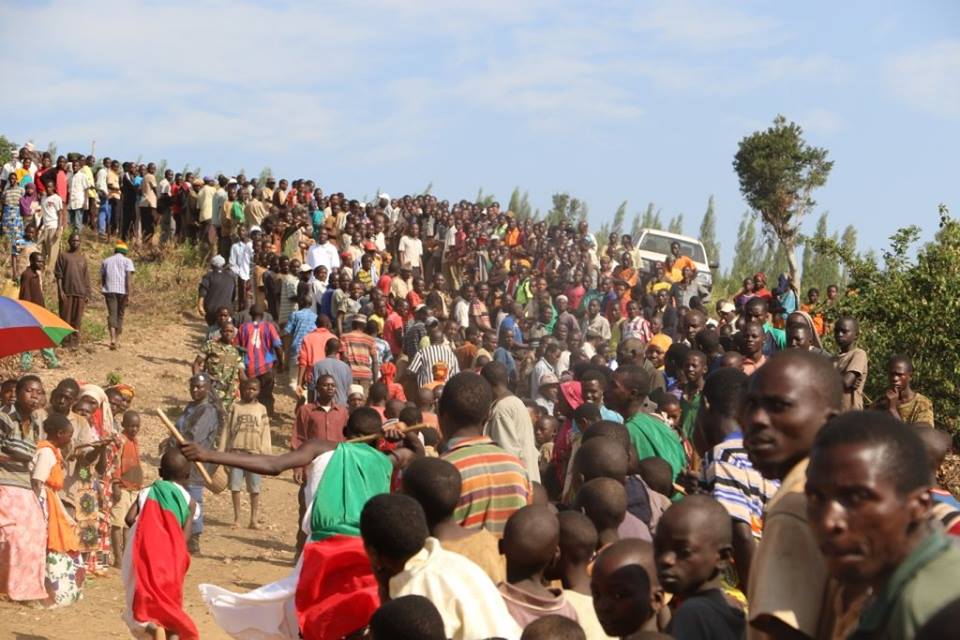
[198,451,332,640]
[68,171,91,209]
[390,537,521,640]
[40,194,62,229]
[230,240,254,281]
[305,242,340,271]
[397,235,423,270]
[122,482,198,639]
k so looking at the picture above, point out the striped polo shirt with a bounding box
[442,435,531,537]
[700,431,779,538]
[340,331,376,380]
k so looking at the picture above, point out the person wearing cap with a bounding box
[169,372,220,553]
[198,255,237,328]
[101,241,136,350]
[340,313,379,395]
[717,300,738,328]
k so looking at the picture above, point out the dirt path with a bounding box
[1,304,303,639]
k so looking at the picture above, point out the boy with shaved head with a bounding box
[545,511,611,639]
[654,495,746,639]
[498,505,579,627]
[591,539,666,639]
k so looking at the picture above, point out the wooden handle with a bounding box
[346,422,432,443]
[156,408,213,485]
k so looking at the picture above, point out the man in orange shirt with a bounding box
[670,241,696,275]
[296,315,335,397]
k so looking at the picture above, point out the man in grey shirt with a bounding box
[310,337,352,406]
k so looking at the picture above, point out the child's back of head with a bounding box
[160,448,192,485]
[520,614,586,640]
[638,457,674,498]
[574,478,627,542]
[369,594,446,640]
[500,505,560,579]
[574,436,628,484]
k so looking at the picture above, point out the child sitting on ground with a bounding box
[544,511,611,639]
[111,410,144,568]
[653,495,745,640]
[122,448,200,640]
[498,505,579,628]
[218,378,272,529]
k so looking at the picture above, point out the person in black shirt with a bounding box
[654,495,746,640]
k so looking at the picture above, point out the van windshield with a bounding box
[639,233,707,263]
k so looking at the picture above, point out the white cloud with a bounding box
[634,0,781,51]
[887,39,960,118]
[795,108,844,134]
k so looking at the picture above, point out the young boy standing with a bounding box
[653,495,745,640]
[833,316,868,411]
[218,378,272,529]
[111,411,144,568]
[679,351,707,441]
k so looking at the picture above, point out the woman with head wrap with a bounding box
[79,383,121,568]
[379,361,406,402]
[548,381,584,495]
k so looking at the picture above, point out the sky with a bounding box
[1,0,958,269]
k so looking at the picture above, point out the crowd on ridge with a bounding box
[1,142,959,640]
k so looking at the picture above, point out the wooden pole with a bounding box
[345,422,431,444]
[156,408,213,484]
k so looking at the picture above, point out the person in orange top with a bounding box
[799,287,826,336]
[670,241,696,275]
[31,414,84,608]
[504,220,521,248]
[110,411,144,567]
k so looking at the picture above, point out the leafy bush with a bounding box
[815,205,959,433]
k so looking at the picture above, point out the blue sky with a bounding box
[1,0,957,269]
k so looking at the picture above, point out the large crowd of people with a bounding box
[1,142,959,640]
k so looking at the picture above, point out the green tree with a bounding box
[667,213,684,234]
[157,159,168,177]
[611,201,627,239]
[545,192,587,227]
[475,188,495,208]
[733,114,834,290]
[422,181,434,195]
[639,202,663,230]
[800,213,840,293]
[46,141,58,158]
[259,166,273,182]
[0,134,15,167]
[839,225,857,284]
[729,211,759,285]
[699,196,719,269]
[508,187,533,221]
[815,205,960,433]
[630,211,643,240]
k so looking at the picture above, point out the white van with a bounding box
[634,228,718,291]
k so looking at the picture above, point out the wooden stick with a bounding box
[346,422,432,444]
[156,408,213,484]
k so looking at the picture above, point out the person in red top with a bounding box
[406,277,426,310]
[235,303,283,415]
[752,272,773,300]
[291,373,349,551]
[296,315,336,394]
[381,298,406,357]
[340,314,379,393]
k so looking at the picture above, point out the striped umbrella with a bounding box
[0,297,76,357]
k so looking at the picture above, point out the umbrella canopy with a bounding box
[0,297,75,357]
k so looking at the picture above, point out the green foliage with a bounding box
[422,181,434,196]
[475,188,495,208]
[157,159,168,177]
[667,213,684,234]
[800,213,841,293]
[106,371,122,386]
[630,211,643,240]
[733,114,834,287]
[508,187,534,221]
[699,196,719,268]
[46,141,58,159]
[815,205,959,432]
[259,166,273,182]
[545,192,588,227]
[611,201,627,238]
[840,225,857,283]
[639,202,662,230]
[0,135,16,166]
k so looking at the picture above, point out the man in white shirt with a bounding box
[67,159,91,233]
[398,224,424,277]
[229,226,254,310]
[305,228,340,272]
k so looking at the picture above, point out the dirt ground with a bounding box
[0,298,303,639]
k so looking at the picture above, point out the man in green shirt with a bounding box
[805,411,960,640]
[606,364,686,480]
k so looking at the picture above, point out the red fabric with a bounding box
[131,500,198,639]
[295,535,380,640]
